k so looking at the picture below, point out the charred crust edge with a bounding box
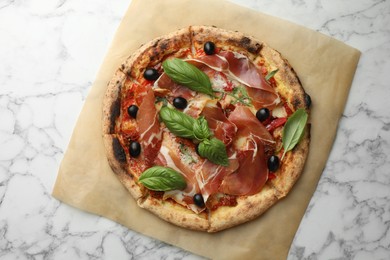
[109,95,121,134]
[112,137,127,163]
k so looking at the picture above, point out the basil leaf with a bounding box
[193,116,211,141]
[139,166,187,191]
[159,106,196,139]
[281,108,308,160]
[265,69,279,82]
[198,137,229,166]
[162,58,214,96]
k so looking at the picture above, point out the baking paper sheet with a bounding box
[52,0,361,259]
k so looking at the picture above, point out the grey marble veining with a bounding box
[0,0,389,259]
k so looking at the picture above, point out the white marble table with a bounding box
[1,0,389,259]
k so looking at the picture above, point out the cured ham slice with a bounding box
[196,147,239,202]
[153,73,195,100]
[228,106,275,146]
[136,89,162,168]
[219,138,268,195]
[157,132,204,213]
[201,100,237,145]
[191,51,280,108]
[218,106,274,195]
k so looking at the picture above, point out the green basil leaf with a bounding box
[162,58,214,96]
[265,69,279,82]
[139,166,187,191]
[159,106,196,139]
[198,137,229,166]
[193,116,211,141]
[281,108,308,160]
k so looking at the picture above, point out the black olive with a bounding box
[143,68,160,81]
[173,97,188,109]
[204,41,216,55]
[256,108,270,122]
[304,93,312,108]
[267,155,280,172]
[127,105,139,118]
[193,193,205,208]
[129,141,141,157]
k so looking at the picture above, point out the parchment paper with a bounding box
[52,0,361,259]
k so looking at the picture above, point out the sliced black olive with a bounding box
[129,141,141,157]
[173,97,188,109]
[256,108,270,122]
[304,93,312,108]
[204,41,216,55]
[267,155,280,172]
[143,68,160,81]
[193,193,205,208]
[127,105,139,118]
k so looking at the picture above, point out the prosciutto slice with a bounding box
[136,89,162,168]
[191,51,279,108]
[218,106,274,195]
[219,138,268,195]
[196,147,239,202]
[228,106,275,146]
[153,73,195,100]
[201,100,237,145]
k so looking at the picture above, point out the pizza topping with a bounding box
[267,155,280,172]
[193,116,212,141]
[129,141,141,157]
[204,41,216,55]
[196,148,239,202]
[281,108,308,160]
[219,136,268,195]
[159,106,229,166]
[193,193,205,207]
[256,107,270,122]
[227,106,275,146]
[143,68,160,81]
[154,73,196,100]
[138,166,187,191]
[136,89,163,167]
[162,58,215,97]
[173,96,188,109]
[197,137,229,166]
[266,117,287,133]
[201,100,237,145]
[127,105,139,118]
[159,106,197,139]
[265,69,279,82]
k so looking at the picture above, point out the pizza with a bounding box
[102,25,311,232]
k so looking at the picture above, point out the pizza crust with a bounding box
[269,126,311,197]
[208,185,279,232]
[102,69,127,135]
[139,195,210,231]
[103,134,144,200]
[121,27,192,80]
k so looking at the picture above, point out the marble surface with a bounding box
[0,0,389,259]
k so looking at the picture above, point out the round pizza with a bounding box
[102,25,311,232]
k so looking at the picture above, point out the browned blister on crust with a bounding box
[190,25,263,59]
[122,27,192,80]
[103,134,144,200]
[258,44,307,111]
[102,70,127,135]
